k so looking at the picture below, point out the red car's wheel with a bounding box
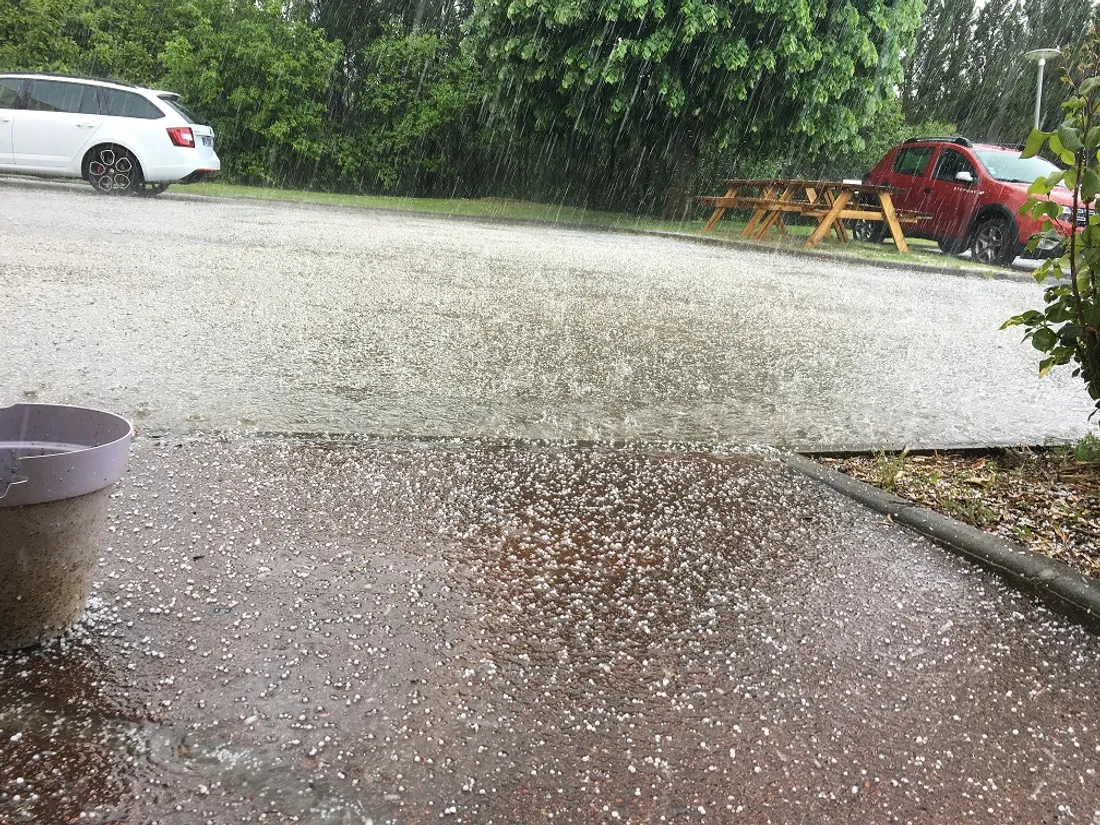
[970,216,1019,266]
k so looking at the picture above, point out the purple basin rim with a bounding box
[0,403,133,507]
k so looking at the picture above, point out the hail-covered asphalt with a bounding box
[2,440,1100,823]
[2,184,1099,823]
[0,183,1093,450]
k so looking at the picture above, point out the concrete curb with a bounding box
[785,452,1100,632]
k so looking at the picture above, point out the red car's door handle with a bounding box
[924,187,933,194]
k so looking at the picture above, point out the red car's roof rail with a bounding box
[903,136,973,147]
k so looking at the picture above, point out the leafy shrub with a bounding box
[1004,39,1100,424]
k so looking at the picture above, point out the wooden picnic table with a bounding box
[697,178,918,254]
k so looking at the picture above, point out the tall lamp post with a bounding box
[1024,47,1061,131]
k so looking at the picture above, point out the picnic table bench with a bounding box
[697,178,927,254]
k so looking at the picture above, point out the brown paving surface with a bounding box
[1,437,1099,824]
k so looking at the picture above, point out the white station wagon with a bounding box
[0,72,221,196]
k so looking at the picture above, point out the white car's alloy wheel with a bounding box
[87,146,139,195]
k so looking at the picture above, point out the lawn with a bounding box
[184,181,1006,276]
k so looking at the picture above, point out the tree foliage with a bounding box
[810,95,957,178]
[1005,39,1100,420]
[0,0,478,194]
[288,0,472,54]
[160,0,342,184]
[319,27,481,194]
[903,0,1099,143]
[465,0,923,211]
[0,0,185,81]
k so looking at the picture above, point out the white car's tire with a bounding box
[85,144,142,196]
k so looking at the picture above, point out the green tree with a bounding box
[289,0,472,53]
[1001,0,1099,137]
[465,0,923,216]
[75,0,190,83]
[320,27,482,194]
[902,0,1099,144]
[0,0,186,81]
[161,0,342,185]
[0,0,90,73]
[810,95,958,179]
[900,0,975,128]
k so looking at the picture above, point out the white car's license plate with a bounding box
[202,136,214,147]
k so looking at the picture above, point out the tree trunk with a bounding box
[662,129,698,221]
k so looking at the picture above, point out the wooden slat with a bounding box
[697,178,919,253]
[804,209,923,223]
[701,197,816,211]
[878,191,910,254]
[718,178,903,195]
[700,200,925,223]
[701,184,739,233]
[805,189,852,247]
[740,207,768,238]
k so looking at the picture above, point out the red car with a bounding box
[856,136,1080,266]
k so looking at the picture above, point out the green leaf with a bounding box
[1038,355,1058,378]
[1027,179,1050,196]
[1083,302,1100,327]
[1029,173,1060,195]
[1081,76,1100,97]
[1058,125,1085,152]
[1031,327,1058,352]
[1083,246,1100,273]
[1087,127,1100,152]
[1021,129,1049,158]
[1083,170,1100,203]
[1059,323,1083,347]
[1065,168,1079,191]
[1003,308,1043,329]
[1046,302,1076,323]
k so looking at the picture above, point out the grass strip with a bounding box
[185,182,998,273]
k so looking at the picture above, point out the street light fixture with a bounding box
[1024,47,1061,131]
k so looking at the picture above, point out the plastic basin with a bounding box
[0,403,133,650]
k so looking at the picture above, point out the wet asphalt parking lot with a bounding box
[1,182,1094,449]
[1,182,1099,823]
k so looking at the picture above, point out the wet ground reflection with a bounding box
[2,438,1098,823]
[0,635,135,822]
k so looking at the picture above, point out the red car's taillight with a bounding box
[166,126,195,148]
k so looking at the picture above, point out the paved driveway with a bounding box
[1,182,1092,450]
[3,440,1100,824]
[2,183,1099,824]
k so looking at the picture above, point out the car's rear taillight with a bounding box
[166,127,195,148]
